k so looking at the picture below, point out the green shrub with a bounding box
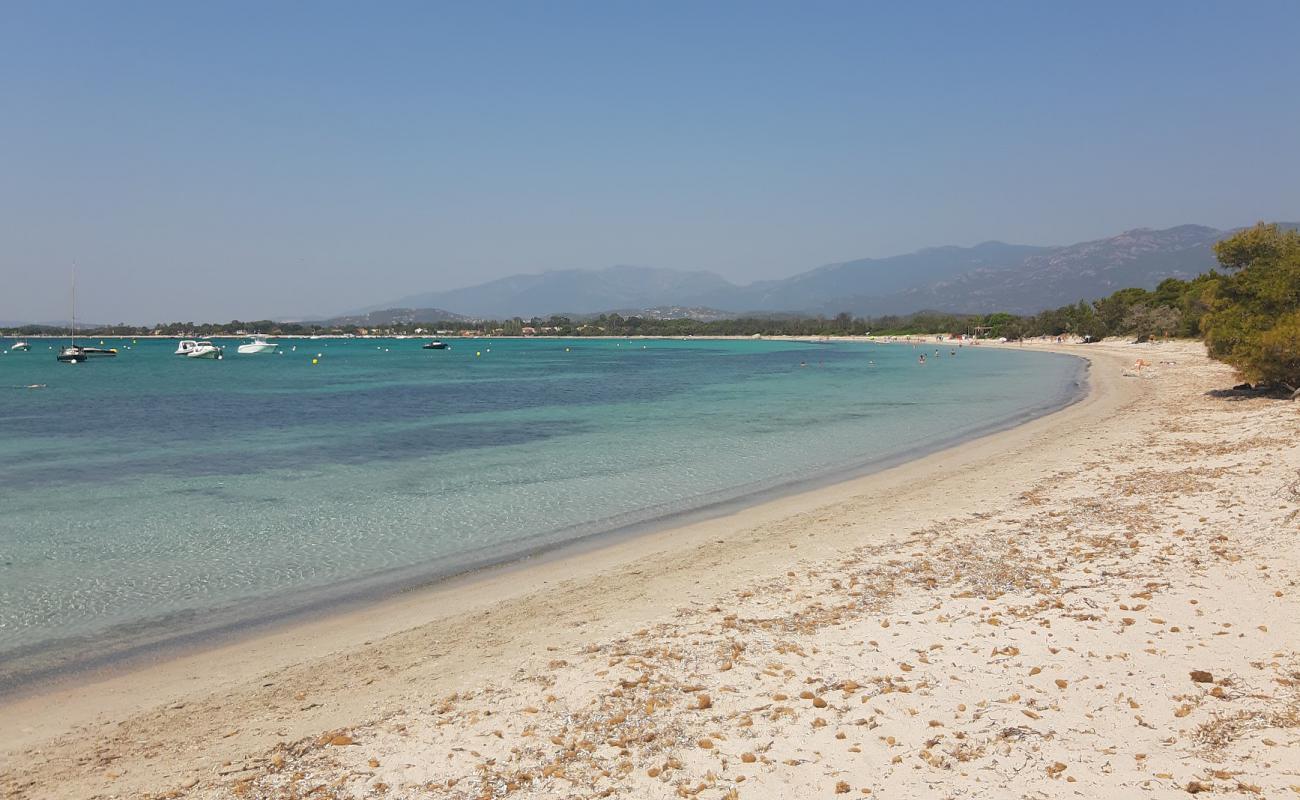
[1201,224,1300,395]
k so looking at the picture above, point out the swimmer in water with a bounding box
[918,354,926,364]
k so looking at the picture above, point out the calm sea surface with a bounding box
[0,337,1082,685]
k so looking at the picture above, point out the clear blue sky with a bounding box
[3,0,1298,323]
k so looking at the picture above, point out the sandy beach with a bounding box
[3,339,1297,799]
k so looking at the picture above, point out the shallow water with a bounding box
[0,337,1081,682]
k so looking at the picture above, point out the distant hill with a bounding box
[569,306,738,322]
[725,241,1053,313]
[828,225,1228,316]
[351,223,1289,319]
[368,265,740,319]
[315,307,473,327]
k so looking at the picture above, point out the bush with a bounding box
[1201,224,1300,396]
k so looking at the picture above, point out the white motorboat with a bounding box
[9,340,30,352]
[236,335,278,355]
[175,340,199,356]
[185,341,224,359]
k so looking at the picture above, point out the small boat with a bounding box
[174,340,203,356]
[9,341,30,352]
[236,335,278,355]
[57,345,87,363]
[56,268,115,363]
[186,341,224,360]
[56,345,117,362]
[422,340,448,350]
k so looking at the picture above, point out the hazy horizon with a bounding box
[3,1,1298,324]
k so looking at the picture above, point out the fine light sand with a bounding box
[3,339,1298,799]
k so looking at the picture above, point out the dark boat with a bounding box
[57,345,87,364]
[54,269,116,363]
[422,340,448,350]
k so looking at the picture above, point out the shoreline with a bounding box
[0,341,1086,699]
[8,338,1294,799]
[1,341,1118,788]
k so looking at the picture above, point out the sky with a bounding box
[2,1,1299,324]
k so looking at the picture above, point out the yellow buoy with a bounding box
[476,351,481,357]
[312,358,318,365]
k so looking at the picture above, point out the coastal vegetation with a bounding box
[1200,224,1300,396]
[0,283,1226,343]
[0,291,1213,342]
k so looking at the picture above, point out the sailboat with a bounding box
[56,269,117,363]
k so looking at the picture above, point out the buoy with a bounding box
[565,347,570,352]
[312,358,318,365]
[476,351,481,357]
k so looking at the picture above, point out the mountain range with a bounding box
[354,223,1251,321]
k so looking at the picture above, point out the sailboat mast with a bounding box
[70,266,76,346]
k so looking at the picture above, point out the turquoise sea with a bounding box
[0,337,1082,688]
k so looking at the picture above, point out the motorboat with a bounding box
[236,335,278,355]
[9,341,30,352]
[422,340,448,350]
[186,341,224,360]
[175,339,219,357]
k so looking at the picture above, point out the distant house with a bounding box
[521,326,537,336]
